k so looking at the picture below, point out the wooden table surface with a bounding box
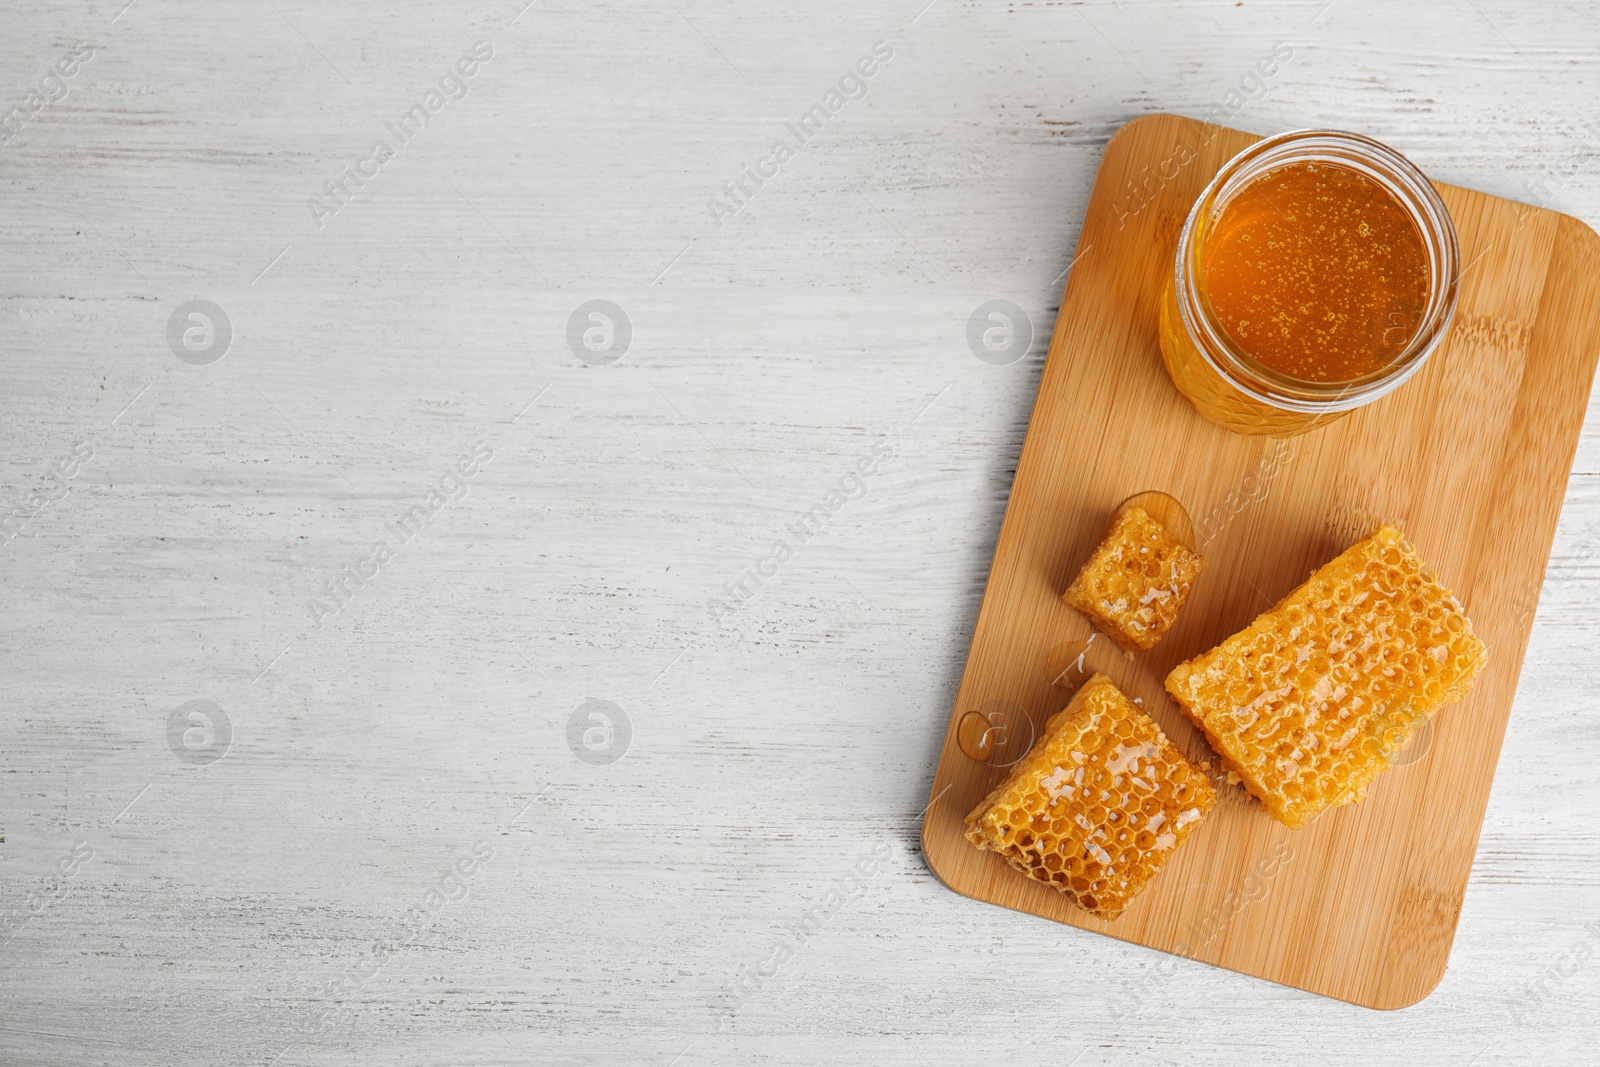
[3,2,1598,1064]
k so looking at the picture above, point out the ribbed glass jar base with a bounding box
[1158,279,1344,438]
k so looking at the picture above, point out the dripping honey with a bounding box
[1199,161,1430,383]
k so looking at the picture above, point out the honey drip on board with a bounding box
[1046,636,1099,692]
[957,702,1036,766]
[1113,490,1198,551]
[1199,160,1430,383]
[956,711,998,761]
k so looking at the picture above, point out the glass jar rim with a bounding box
[1172,129,1461,414]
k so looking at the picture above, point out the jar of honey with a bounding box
[1159,130,1460,436]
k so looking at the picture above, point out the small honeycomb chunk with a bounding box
[964,674,1216,919]
[1165,525,1487,830]
[1064,506,1204,651]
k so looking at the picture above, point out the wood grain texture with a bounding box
[4,1,1600,1064]
[922,114,1600,1009]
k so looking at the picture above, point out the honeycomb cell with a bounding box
[1063,506,1206,651]
[1165,525,1487,829]
[965,674,1217,919]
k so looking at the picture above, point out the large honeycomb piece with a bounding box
[1165,525,1487,830]
[1064,506,1205,651]
[964,674,1216,919]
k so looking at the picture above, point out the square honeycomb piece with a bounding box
[1063,506,1205,651]
[1165,525,1488,830]
[964,673,1216,919]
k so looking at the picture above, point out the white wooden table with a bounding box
[3,2,1598,1063]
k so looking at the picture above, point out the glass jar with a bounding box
[1158,130,1461,437]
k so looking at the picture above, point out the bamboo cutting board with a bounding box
[921,114,1600,1009]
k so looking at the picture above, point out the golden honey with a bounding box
[1200,162,1430,382]
[1164,525,1486,829]
[1161,131,1460,437]
[965,674,1215,918]
[1063,505,1205,652]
